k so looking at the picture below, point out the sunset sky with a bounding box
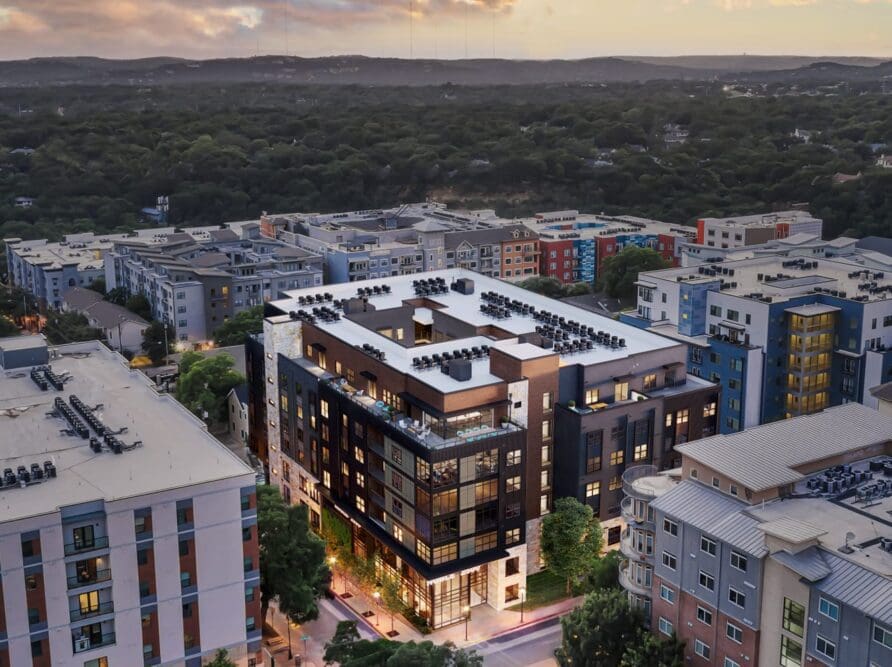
[0,1,890,61]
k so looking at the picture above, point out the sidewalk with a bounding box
[329,567,582,648]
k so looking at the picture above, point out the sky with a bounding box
[0,0,890,61]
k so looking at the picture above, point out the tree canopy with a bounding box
[175,352,245,422]
[323,622,483,667]
[213,305,264,347]
[597,246,670,300]
[141,321,173,365]
[42,311,101,345]
[258,485,329,628]
[540,497,603,594]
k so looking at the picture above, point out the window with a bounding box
[320,399,329,419]
[728,587,746,608]
[659,584,675,604]
[540,494,549,514]
[416,540,431,563]
[180,571,192,589]
[724,659,740,667]
[180,539,192,555]
[726,622,743,643]
[658,617,673,636]
[505,556,520,576]
[700,536,716,556]
[505,528,521,545]
[390,445,403,465]
[392,524,404,542]
[540,469,551,490]
[391,498,403,518]
[633,443,648,461]
[818,597,839,621]
[585,481,600,498]
[610,450,624,466]
[541,419,552,440]
[703,402,717,417]
[874,624,892,649]
[729,484,738,497]
[541,444,551,464]
[433,543,457,565]
[663,518,678,536]
[783,598,805,637]
[643,373,657,390]
[31,641,43,658]
[780,636,803,667]
[506,449,521,466]
[662,551,677,570]
[694,639,710,660]
[355,495,365,512]
[542,392,553,410]
[584,388,600,405]
[699,570,715,591]
[815,636,836,660]
[506,476,521,493]
[615,381,629,401]
[730,551,747,572]
[697,606,713,625]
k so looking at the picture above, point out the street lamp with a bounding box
[463,605,471,641]
[519,586,527,624]
[327,555,339,594]
[372,590,381,627]
[286,615,293,659]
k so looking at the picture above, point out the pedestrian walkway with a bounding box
[329,567,582,648]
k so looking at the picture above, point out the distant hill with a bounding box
[0,54,890,87]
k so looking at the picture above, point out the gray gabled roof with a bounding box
[83,301,149,329]
[814,550,892,625]
[770,547,832,582]
[63,287,104,311]
[650,481,767,555]
[675,404,892,491]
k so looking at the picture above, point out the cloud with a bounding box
[0,6,49,33]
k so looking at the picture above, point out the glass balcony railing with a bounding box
[64,536,109,556]
[67,569,111,590]
[69,601,114,622]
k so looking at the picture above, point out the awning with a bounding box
[613,374,634,382]
[310,342,326,352]
[360,370,377,381]
[662,362,685,370]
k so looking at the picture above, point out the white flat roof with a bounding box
[0,342,252,523]
[271,270,679,392]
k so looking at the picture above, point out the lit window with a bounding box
[585,481,600,498]
[610,450,624,466]
[584,388,600,405]
[633,443,648,461]
[355,495,366,512]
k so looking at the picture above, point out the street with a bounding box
[471,617,561,667]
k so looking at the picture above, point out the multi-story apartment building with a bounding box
[258,203,540,284]
[620,403,892,667]
[252,269,718,628]
[105,224,323,346]
[511,210,695,284]
[679,232,879,268]
[4,233,144,311]
[0,336,259,666]
[695,211,823,251]
[625,254,892,433]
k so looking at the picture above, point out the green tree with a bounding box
[541,497,603,594]
[213,305,264,346]
[177,350,203,375]
[378,569,406,634]
[584,549,622,592]
[620,632,685,667]
[386,641,483,667]
[597,246,671,300]
[88,276,106,294]
[0,316,19,337]
[323,620,362,666]
[141,320,173,365]
[519,276,567,298]
[258,486,329,628]
[42,311,102,345]
[105,287,128,306]
[125,294,153,320]
[555,589,644,667]
[175,352,245,423]
[206,649,237,667]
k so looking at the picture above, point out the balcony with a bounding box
[620,529,654,564]
[67,569,111,590]
[72,633,116,654]
[70,601,114,623]
[622,465,662,499]
[618,561,652,598]
[64,536,109,557]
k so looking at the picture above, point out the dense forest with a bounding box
[1,82,891,244]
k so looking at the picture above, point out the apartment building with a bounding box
[679,233,879,268]
[0,336,259,666]
[105,225,323,346]
[4,233,139,311]
[695,211,823,250]
[625,254,892,433]
[620,403,892,667]
[258,203,540,284]
[252,269,717,628]
[511,210,695,285]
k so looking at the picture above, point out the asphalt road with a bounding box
[471,617,562,667]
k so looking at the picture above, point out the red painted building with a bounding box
[539,238,576,284]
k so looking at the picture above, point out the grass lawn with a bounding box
[505,569,570,612]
